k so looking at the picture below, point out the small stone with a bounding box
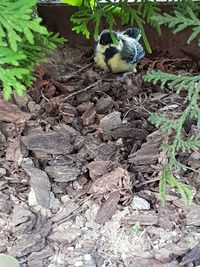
[99,111,122,131]
[61,195,70,203]
[55,253,66,265]
[84,254,92,261]
[74,261,84,266]
[28,189,38,207]
[75,215,86,228]
[21,157,34,166]
[49,192,60,213]
[75,243,83,250]
[67,246,74,251]
[96,96,113,114]
[131,196,150,210]
[81,227,89,232]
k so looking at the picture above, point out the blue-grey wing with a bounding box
[120,38,145,64]
[122,28,142,41]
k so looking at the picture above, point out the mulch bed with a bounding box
[0,44,200,267]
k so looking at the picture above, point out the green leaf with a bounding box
[0,0,48,51]
[62,0,83,6]
[160,165,195,205]
[0,254,20,267]
[0,1,65,99]
[23,27,34,44]
[151,6,200,44]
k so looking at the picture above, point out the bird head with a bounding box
[98,30,119,46]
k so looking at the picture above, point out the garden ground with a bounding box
[0,44,200,267]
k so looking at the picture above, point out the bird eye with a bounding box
[100,39,106,45]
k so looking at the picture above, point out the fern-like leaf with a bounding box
[0,0,48,51]
[0,1,65,99]
[151,6,200,45]
[139,0,161,35]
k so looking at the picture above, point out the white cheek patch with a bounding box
[112,40,123,51]
[96,43,109,53]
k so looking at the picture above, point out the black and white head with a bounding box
[98,29,120,46]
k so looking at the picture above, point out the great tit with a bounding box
[94,28,145,74]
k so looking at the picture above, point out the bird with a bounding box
[94,28,145,77]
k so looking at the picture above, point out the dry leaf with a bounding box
[89,167,125,195]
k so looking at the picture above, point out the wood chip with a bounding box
[21,163,51,209]
[121,214,159,226]
[125,256,179,267]
[103,126,148,141]
[0,99,31,123]
[128,142,161,164]
[81,105,96,126]
[180,243,200,266]
[8,235,45,258]
[87,160,113,181]
[5,139,23,165]
[22,132,73,154]
[45,165,80,183]
[95,191,120,224]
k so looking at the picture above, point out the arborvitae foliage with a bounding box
[0,0,65,99]
[63,0,162,53]
[143,0,200,204]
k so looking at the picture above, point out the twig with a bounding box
[54,195,93,226]
[58,80,101,102]
[57,63,93,82]
[41,88,51,103]
[58,105,75,117]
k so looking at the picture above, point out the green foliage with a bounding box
[0,0,48,51]
[130,221,141,234]
[143,1,200,203]
[175,0,200,16]
[159,164,194,204]
[63,0,162,53]
[138,0,161,35]
[0,0,65,99]
[151,0,200,45]
[70,1,117,40]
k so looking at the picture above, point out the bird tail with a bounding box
[122,28,142,41]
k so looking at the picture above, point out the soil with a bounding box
[0,43,200,267]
